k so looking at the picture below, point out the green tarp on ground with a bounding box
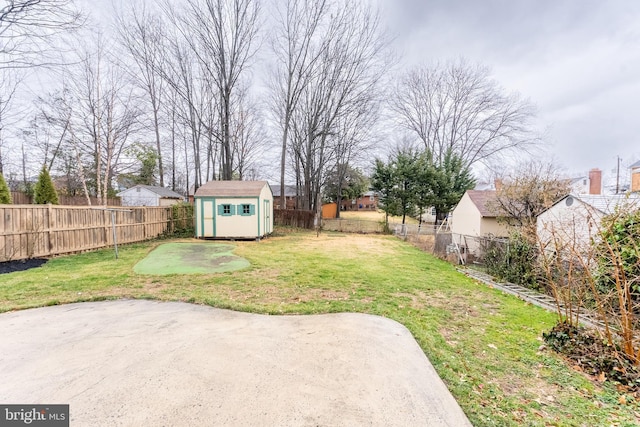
[134,243,250,275]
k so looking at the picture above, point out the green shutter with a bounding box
[236,204,255,216]
[218,204,224,215]
[230,205,236,215]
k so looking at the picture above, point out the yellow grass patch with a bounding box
[294,233,399,256]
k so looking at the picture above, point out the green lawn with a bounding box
[1,231,638,426]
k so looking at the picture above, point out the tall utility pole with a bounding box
[616,156,621,194]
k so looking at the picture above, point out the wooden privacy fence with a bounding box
[9,192,121,206]
[0,204,194,262]
[274,209,315,229]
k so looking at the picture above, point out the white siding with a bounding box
[214,197,260,238]
[536,197,603,253]
[259,185,274,235]
[120,187,159,206]
[195,182,274,238]
[450,193,482,237]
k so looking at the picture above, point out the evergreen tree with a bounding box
[0,172,12,204]
[430,149,476,222]
[372,148,474,225]
[372,149,422,225]
[34,166,59,204]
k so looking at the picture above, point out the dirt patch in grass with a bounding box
[298,233,397,256]
[392,291,430,310]
[440,327,459,347]
[225,286,351,305]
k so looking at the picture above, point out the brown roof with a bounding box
[466,190,500,217]
[194,180,270,197]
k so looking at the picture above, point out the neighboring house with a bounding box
[340,191,379,211]
[194,180,273,239]
[419,207,438,224]
[117,185,184,207]
[569,168,602,195]
[631,160,640,193]
[450,190,511,259]
[537,194,640,253]
[271,184,299,209]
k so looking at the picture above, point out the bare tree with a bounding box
[270,0,327,208]
[116,3,167,186]
[230,87,266,180]
[327,100,379,218]
[0,69,22,173]
[158,31,213,190]
[490,160,571,235]
[286,1,390,213]
[391,59,538,168]
[170,0,260,181]
[63,32,141,204]
[0,0,84,69]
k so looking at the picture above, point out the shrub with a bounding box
[483,231,539,288]
[170,202,194,236]
[0,172,11,204]
[596,207,640,298]
[33,166,59,205]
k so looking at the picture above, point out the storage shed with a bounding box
[194,180,273,239]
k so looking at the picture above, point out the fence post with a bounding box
[46,204,53,255]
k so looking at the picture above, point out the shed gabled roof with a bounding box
[118,185,183,199]
[271,184,297,198]
[195,180,270,197]
[466,190,500,217]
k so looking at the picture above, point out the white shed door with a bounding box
[263,200,271,234]
[203,200,215,236]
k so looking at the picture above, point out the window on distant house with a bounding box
[431,207,437,216]
[223,204,231,214]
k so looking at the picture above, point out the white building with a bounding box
[117,185,184,207]
[450,190,511,258]
[536,194,640,253]
[194,180,274,239]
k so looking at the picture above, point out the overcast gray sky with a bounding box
[10,0,639,187]
[378,0,640,182]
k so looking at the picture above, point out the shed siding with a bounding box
[195,181,273,239]
[537,198,603,253]
[215,197,260,238]
[451,193,482,236]
[120,187,159,206]
[479,217,510,237]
